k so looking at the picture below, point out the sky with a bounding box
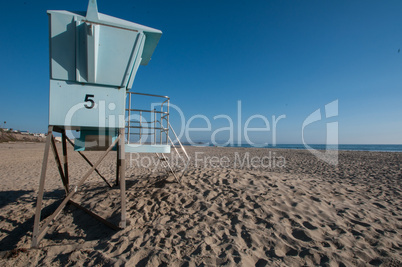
[0,0,401,144]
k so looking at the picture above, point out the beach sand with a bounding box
[0,143,401,266]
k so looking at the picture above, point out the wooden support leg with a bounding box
[119,128,126,228]
[51,136,69,194]
[116,141,120,186]
[61,130,69,189]
[31,136,120,247]
[32,126,53,248]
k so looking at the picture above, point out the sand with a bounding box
[0,143,401,266]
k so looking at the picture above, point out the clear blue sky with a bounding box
[1,0,401,144]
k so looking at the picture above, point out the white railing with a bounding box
[125,91,169,145]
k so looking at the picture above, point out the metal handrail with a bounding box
[127,126,167,130]
[128,121,156,124]
[169,124,189,160]
[125,91,170,145]
[127,91,169,99]
[127,108,168,114]
[128,133,155,136]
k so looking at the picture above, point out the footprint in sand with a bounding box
[349,218,371,228]
[351,229,362,236]
[255,259,269,266]
[240,226,253,248]
[292,229,312,242]
[299,247,312,257]
[286,248,298,256]
[372,202,387,209]
[310,196,321,202]
[302,221,318,230]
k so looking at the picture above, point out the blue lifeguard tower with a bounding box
[32,0,188,248]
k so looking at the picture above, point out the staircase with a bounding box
[156,124,190,183]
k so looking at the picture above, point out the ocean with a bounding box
[211,144,402,152]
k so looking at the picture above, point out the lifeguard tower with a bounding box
[32,0,188,248]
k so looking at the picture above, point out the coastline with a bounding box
[183,144,402,153]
